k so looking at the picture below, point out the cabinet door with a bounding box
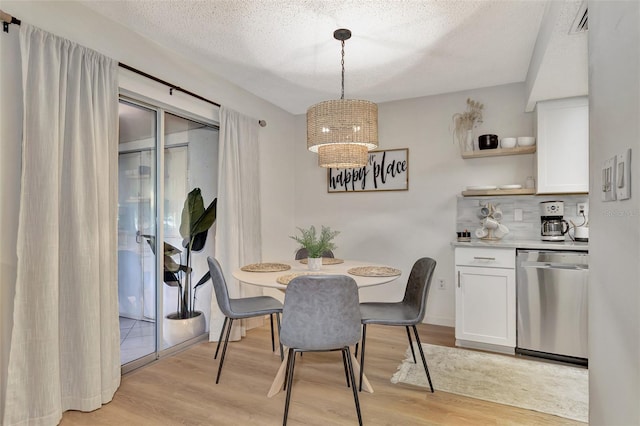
[536,96,589,194]
[455,266,516,347]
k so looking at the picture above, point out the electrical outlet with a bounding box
[437,278,446,290]
[577,202,589,217]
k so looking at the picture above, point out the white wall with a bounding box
[588,1,640,424]
[294,83,535,325]
[0,0,296,418]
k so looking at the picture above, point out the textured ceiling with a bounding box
[83,0,553,114]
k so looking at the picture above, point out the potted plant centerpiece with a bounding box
[144,188,217,346]
[290,225,339,271]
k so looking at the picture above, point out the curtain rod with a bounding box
[0,11,266,127]
[1,9,21,33]
[119,62,267,127]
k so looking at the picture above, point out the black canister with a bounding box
[478,134,499,150]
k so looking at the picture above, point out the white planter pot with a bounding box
[307,257,322,271]
[163,311,206,347]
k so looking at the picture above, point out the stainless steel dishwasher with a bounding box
[516,250,589,365]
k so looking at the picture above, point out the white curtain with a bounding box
[211,107,262,341]
[3,24,120,425]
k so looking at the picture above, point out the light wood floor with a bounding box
[61,323,583,425]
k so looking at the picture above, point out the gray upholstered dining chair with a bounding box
[207,257,284,384]
[294,248,335,260]
[280,275,363,426]
[358,257,437,393]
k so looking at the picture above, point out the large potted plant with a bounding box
[290,225,339,271]
[144,187,217,346]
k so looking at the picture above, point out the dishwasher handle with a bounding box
[520,261,588,271]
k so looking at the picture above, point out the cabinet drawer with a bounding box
[455,247,515,269]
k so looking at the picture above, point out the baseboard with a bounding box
[424,315,454,327]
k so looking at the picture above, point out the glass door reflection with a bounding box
[118,100,157,365]
[161,112,218,349]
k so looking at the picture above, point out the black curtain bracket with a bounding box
[1,10,21,33]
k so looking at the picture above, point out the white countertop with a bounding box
[450,239,588,251]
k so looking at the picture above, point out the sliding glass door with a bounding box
[118,101,157,366]
[161,112,218,350]
[117,98,218,369]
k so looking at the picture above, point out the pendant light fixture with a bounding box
[306,28,378,168]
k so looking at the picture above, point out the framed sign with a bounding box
[327,148,409,192]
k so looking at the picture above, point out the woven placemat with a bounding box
[276,272,325,285]
[240,262,291,273]
[299,258,345,265]
[347,266,401,277]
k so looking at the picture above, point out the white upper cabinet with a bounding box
[535,97,589,194]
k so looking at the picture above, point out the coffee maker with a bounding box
[540,201,569,241]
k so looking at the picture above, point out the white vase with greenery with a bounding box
[290,225,339,271]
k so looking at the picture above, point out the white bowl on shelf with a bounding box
[517,136,536,146]
[501,137,517,148]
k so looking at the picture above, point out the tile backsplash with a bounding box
[457,194,589,241]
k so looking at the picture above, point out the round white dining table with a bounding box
[232,259,401,290]
[232,258,402,398]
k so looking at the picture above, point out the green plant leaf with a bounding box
[193,271,211,290]
[192,197,217,236]
[180,188,205,240]
[164,255,181,272]
[190,231,208,252]
[164,271,180,287]
[164,242,181,256]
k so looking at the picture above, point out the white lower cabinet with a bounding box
[455,247,516,354]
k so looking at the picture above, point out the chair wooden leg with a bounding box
[358,324,367,392]
[276,313,284,361]
[406,326,416,363]
[283,348,297,426]
[270,314,275,352]
[345,347,363,426]
[214,317,228,359]
[216,318,234,384]
[411,325,434,393]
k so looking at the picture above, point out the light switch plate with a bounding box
[514,208,523,221]
[602,156,617,202]
[616,148,631,200]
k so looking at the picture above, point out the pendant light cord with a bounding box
[340,39,345,100]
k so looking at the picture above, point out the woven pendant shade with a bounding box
[306,29,378,168]
[307,99,378,165]
[317,143,368,168]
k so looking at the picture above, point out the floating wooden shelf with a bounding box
[461,188,536,197]
[461,145,536,159]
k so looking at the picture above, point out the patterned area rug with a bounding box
[391,343,588,423]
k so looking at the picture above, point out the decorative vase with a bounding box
[464,129,474,152]
[307,257,322,271]
[163,310,206,347]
